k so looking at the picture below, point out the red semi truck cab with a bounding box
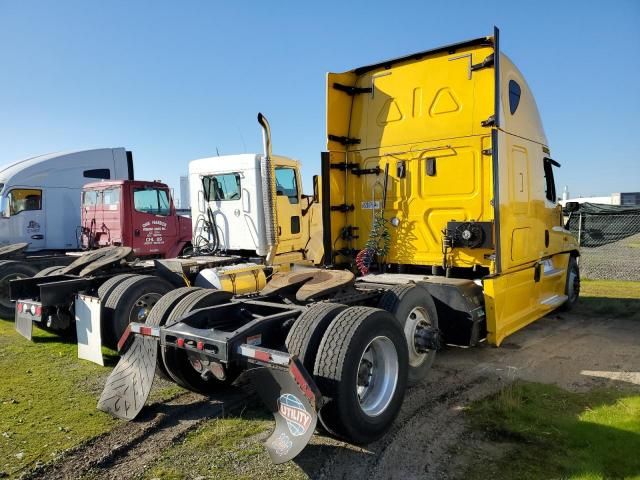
[80,180,192,258]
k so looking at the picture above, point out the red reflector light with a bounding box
[176,338,185,348]
[139,326,152,336]
[255,350,271,362]
[35,306,42,316]
[196,341,204,350]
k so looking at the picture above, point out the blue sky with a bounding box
[1,0,638,201]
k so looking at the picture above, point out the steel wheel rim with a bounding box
[405,306,431,367]
[356,335,399,417]
[129,293,162,323]
[0,273,28,309]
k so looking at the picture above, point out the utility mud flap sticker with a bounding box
[76,295,104,366]
[249,367,318,463]
[97,335,157,420]
[15,311,33,341]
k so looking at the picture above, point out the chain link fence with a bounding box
[565,203,640,281]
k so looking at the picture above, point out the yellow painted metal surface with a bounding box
[326,31,579,345]
[214,263,267,294]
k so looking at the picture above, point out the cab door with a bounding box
[274,166,303,253]
[130,186,177,257]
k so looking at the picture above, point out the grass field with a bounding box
[0,279,637,478]
[0,320,181,478]
[462,382,640,480]
[141,408,307,480]
[575,279,640,321]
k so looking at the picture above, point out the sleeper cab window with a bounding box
[508,80,521,115]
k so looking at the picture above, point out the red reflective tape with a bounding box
[255,350,271,362]
[117,325,132,352]
[290,360,316,407]
[139,326,152,336]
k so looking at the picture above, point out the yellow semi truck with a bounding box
[99,28,580,463]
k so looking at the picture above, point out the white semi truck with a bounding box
[0,148,133,317]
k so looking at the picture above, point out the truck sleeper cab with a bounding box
[0,148,133,318]
[102,31,579,464]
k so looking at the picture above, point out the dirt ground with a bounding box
[30,310,640,480]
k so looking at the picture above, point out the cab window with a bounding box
[7,189,42,216]
[103,188,121,206]
[275,167,299,204]
[134,188,171,215]
[82,190,99,207]
[203,173,241,201]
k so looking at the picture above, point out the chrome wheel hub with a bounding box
[356,335,399,417]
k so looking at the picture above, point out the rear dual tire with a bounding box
[377,285,439,386]
[161,289,233,393]
[101,274,173,348]
[0,260,39,319]
[313,306,408,444]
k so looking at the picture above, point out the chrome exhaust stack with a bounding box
[258,113,278,264]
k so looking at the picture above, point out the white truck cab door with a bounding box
[0,188,46,251]
[201,172,255,251]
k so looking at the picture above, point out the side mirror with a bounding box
[564,201,580,213]
[312,175,319,203]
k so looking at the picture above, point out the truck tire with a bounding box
[102,275,173,347]
[146,287,203,380]
[161,289,233,393]
[34,266,64,278]
[378,284,439,385]
[97,273,139,301]
[313,306,408,444]
[285,302,347,373]
[0,260,39,319]
[559,256,580,311]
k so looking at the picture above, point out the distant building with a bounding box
[560,189,640,206]
[180,175,190,210]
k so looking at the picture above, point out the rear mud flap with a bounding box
[249,366,318,464]
[76,295,104,366]
[15,312,33,341]
[97,335,157,420]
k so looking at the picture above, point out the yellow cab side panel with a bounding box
[272,157,306,259]
[327,44,496,269]
[484,55,578,345]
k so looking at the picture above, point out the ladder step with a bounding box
[540,294,568,307]
[543,268,564,278]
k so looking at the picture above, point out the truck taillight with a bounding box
[35,305,42,317]
[30,304,37,315]
[176,338,185,348]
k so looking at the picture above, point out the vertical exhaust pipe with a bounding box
[258,113,278,264]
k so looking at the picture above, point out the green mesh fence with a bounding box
[565,203,640,281]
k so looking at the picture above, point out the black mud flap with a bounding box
[250,366,319,464]
[97,335,157,420]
